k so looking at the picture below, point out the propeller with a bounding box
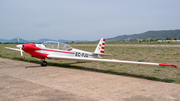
[20,48,23,57]
[16,45,24,57]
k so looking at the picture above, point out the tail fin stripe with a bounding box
[100,51,104,53]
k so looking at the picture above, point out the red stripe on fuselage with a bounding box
[22,44,48,59]
[23,44,40,50]
[89,55,94,56]
[41,49,75,54]
[22,44,75,59]
[25,50,48,59]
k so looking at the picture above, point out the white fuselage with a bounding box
[35,44,97,59]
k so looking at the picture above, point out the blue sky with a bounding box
[0,0,180,41]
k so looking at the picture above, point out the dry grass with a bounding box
[1,43,180,83]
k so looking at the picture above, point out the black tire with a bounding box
[41,61,47,66]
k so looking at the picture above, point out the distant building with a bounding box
[147,38,151,41]
[124,38,130,42]
[157,40,180,42]
[137,39,143,42]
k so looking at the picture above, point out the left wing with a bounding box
[47,55,177,68]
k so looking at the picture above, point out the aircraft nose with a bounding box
[16,44,22,48]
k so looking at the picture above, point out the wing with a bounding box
[47,55,177,68]
[5,47,23,52]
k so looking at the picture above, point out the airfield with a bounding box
[1,43,180,100]
[0,58,180,101]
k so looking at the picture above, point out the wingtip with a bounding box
[173,65,177,68]
[159,64,177,68]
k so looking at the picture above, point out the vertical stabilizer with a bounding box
[94,38,105,54]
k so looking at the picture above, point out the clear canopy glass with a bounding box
[43,41,72,51]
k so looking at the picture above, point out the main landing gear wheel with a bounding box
[41,60,47,66]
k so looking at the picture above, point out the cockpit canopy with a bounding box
[43,41,72,51]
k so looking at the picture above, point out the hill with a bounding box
[1,29,180,43]
[0,38,89,43]
[106,29,180,42]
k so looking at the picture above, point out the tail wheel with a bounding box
[41,60,47,66]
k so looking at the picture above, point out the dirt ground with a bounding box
[0,58,180,101]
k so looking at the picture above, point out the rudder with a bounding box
[94,38,105,54]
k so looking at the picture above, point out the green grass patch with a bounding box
[100,62,106,64]
[109,65,116,67]
[107,69,118,72]
[153,69,161,73]
[76,61,85,63]
[154,69,161,72]
[138,59,144,62]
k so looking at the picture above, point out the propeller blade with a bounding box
[20,48,23,57]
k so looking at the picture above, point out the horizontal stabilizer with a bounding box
[92,53,113,56]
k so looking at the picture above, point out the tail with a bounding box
[94,38,105,54]
[92,38,112,57]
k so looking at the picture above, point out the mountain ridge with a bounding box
[0,38,89,43]
[1,29,180,43]
[106,29,180,42]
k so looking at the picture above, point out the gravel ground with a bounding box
[0,58,180,101]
